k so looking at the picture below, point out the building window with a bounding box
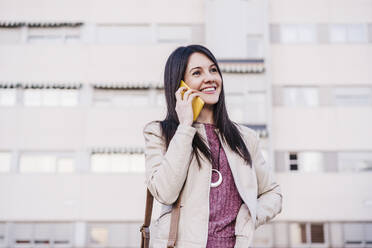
[0,27,23,44]
[0,152,11,173]
[280,24,317,44]
[348,24,368,43]
[298,152,324,172]
[156,90,166,107]
[225,93,245,123]
[311,223,325,243]
[89,226,108,246]
[287,152,324,172]
[156,24,204,44]
[13,223,73,247]
[0,88,17,106]
[23,89,42,106]
[246,91,267,124]
[270,24,281,43]
[52,223,72,245]
[289,152,298,171]
[297,25,317,43]
[283,87,319,107]
[366,224,372,246]
[337,152,372,172]
[34,223,51,245]
[290,222,326,246]
[271,23,371,44]
[226,91,267,125]
[281,24,298,43]
[19,153,75,173]
[91,151,145,173]
[329,24,347,43]
[14,223,32,246]
[277,152,337,172]
[93,89,148,107]
[157,25,192,43]
[344,223,372,247]
[329,24,368,43]
[27,26,81,44]
[277,86,372,107]
[0,223,6,246]
[290,223,307,245]
[87,222,141,247]
[332,87,372,106]
[96,24,152,45]
[23,88,79,107]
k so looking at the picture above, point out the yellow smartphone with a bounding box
[179,80,205,121]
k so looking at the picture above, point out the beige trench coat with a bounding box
[143,121,282,248]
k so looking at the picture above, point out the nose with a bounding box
[203,70,215,83]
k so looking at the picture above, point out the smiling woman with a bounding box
[141,45,282,248]
[176,51,223,127]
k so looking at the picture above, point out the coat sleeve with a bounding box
[251,132,283,229]
[142,121,196,205]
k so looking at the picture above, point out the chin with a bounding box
[202,99,219,105]
[200,93,220,104]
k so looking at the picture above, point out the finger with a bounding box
[183,88,197,101]
[175,87,186,101]
[187,92,202,103]
[176,86,187,93]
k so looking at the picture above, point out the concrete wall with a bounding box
[270,45,372,85]
[0,174,147,221]
[276,173,372,221]
[0,0,204,23]
[0,45,177,82]
[270,0,372,23]
[272,107,372,150]
[1,172,371,222]
[0,106,164,150]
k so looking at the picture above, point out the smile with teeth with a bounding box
[201,87,217,93]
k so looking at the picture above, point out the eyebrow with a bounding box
[189,63,216,73]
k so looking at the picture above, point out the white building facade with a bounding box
[0,0,371,247]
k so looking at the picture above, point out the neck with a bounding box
[195,104,214,124]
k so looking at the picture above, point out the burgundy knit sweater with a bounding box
[204,123,243,248]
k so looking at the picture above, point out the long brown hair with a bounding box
[160,44,252,169]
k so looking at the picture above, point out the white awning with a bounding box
[0,82,82,89]
[92,81,163,89]
[21,82,82,89]
[0,82,22,88]
[218,59,265,73]
[0,21,83,28]
[91,147,144,154]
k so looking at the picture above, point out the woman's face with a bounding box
[183,52,222,106]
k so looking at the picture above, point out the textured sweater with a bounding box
[204,123,243,248]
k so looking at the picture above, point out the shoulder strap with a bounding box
[140,189,182,248]
[167,196,181,248]
[140,189,153,248]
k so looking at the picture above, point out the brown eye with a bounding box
[192,71,201,76]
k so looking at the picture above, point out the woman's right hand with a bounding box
[175,87,201,126]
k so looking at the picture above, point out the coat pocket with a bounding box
[235,203,255,243]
